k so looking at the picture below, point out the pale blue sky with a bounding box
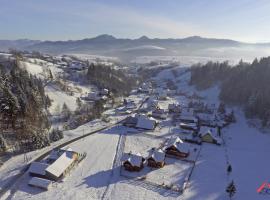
[1,0,270,42]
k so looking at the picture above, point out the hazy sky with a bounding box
[1,0,270,42]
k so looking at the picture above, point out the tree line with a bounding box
[0,60,52,152]
[190,57,270,126]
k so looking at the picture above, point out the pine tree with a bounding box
[76,97,82,109]
[0,134,7,152]
[226,181,236,199]
[62,103,71,121]
[227,164,232,174]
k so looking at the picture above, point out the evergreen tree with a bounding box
[62,103,71,121]
[226,181,236,199]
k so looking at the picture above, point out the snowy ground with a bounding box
[2,63,270,200]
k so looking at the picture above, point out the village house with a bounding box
[45,149,79,181]
[164,137,190,158]
[157,90,168,100]
[99,88,110,96]
[151,108,167,119]
[123,153,145,172]
[180,122,198,132]
[123,115,138,128]
[138,82,152,94]
[135,114,157,130]
[199,127,221,144]
[168,103,181,113]
[28,177,52,190]
[147,149,165,168]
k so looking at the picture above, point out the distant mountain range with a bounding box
[1,34,270,62]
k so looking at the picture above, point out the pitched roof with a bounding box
[135,115,156,130]
[165,137,189,154]
[28,177,52,190]
[45,150,76,178]
[126,153,144,167]
[29,162,50,176]
[149,149,165,162]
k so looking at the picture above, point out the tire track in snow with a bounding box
[101,134,126,200]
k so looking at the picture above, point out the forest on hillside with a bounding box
[86,63,138,96]
[190,57,270,126]
[0,60,51,153]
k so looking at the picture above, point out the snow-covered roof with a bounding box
[135,115,156,130]
[180,122,197,128]
[47,147,73,161]
[28,177,52,190]
[126,153,144,167]
[149,149,165,162]
[45,150,76,178]
[165,137,189,154]
[29,162,50,176]
[199,126,213,135]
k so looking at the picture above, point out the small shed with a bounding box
[123,153,145,172]
[147,149,165,168]
[29,162,50,178]
[164,137,190,158]
[28,177,52,190]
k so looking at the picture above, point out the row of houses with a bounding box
[123,137,190,172]
[27,147,86,190]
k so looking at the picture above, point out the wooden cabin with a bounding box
[123,153,145,172]
[147,149,165,168]
[164,137,190,158]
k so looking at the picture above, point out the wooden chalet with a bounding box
[164,137,190,158]
[123,153,145,172]
[147,149,165,168]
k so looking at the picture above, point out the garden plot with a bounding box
[121,157,193,192]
